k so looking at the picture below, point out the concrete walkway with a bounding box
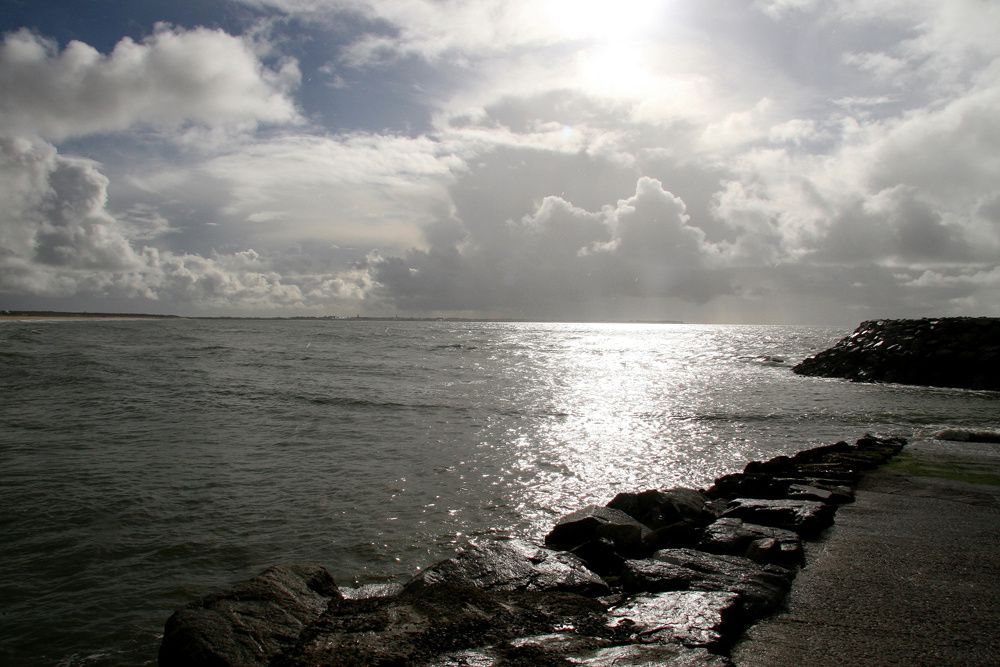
[732,438,1000,667]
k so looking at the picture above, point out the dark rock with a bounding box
[605,591,740,649]
[698,518,803,568]
[405,538,609,596]
[570,537,627,576]
[721,498,835,538]
[706,473,853,504]
[641,520,703,551]
[545,505,652,557]
[272,584,607,666]
[622,549,794,620]
[784,484,838,504]
[792,317,1000,390]
[744,458,860,481]
[607,488,716,530]
[934,428,1000,443]
[501,631,613,662]
[786,441,854,463]
[158,564,342,667]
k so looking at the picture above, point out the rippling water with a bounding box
[1,319,997,665]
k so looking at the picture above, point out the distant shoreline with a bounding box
[0,311,684,324]
[0,312,179,321]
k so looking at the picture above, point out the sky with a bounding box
[1,0,998,323]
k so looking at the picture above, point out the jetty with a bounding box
[159,435,911,666]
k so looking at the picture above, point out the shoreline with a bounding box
[159,435,908,666]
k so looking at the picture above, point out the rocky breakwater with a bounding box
[793,317,1000,390]
[159,435,904,666]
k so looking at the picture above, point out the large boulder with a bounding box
[621,549,794,620]
[405,538,609,596]
[793,317,1000,390]
[607,488,716,530]
[720,498,834,538]
[545,505,652,557]
[698,518,803,568]
[606,488,717,550]
[158,564,342,667]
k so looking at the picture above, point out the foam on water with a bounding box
[1,319,997,665]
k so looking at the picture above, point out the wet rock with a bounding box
[622,549,794,619]
[607,488,716,530]
[743,458,860,481]
[606,591,740,648]
[935,428,1000,443]
[496,632,614,665]
[158,564,342,667]
[698,518,803,568]
[570,642,732,666]
[338,582,404,600]
[570,537,627,576]
[781,483,835,504]
[273,585,607,667]
[780,479,854,503]
[545,505,652,557]
[721,498,834,537]
[792,317,1000,390]
[427,648,496,666]
[406,538,609,596]
[706,473,852,504]
[641,521,704,551]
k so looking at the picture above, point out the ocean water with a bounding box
[1,319,997,665]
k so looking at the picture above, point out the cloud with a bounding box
[754,0,819,19]
[0,136,349,312]
[364,177,728,317]
[0,25,300,141]
[0,136,142,295]
[135,132,465,250]
[245,0,668,64]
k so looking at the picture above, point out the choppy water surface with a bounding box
[1,319,997,665]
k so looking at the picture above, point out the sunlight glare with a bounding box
[577,43,654,97]
[542,0,664,42]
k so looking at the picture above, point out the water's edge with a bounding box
[159,435,906,666]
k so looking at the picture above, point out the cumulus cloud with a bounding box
[0,25,300,141]
[362,177,727,317]
[0,136,351,312]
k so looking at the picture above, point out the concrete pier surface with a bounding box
[732,437,1000,666]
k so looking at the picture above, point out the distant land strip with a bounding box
[0,310,683,324]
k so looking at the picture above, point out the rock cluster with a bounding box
[793,317,1000,390]
[159,436,905,666]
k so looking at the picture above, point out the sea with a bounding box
[1,319,997,665]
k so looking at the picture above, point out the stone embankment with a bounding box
[159,436,905,667]
[793,317,1000,390]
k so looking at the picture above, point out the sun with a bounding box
[541,0,665,42]
[539,0,667,99]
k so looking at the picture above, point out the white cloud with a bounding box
[754,0,820,19]
[0,136,353,312]
[0,25,300,141]
[363,177,728,316]
[141,132,465,249]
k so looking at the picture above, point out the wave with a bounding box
[430,343,479,351]
[933,428,1000,443]
[296,393,460,412]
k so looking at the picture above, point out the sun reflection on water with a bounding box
[482,323,800,540]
